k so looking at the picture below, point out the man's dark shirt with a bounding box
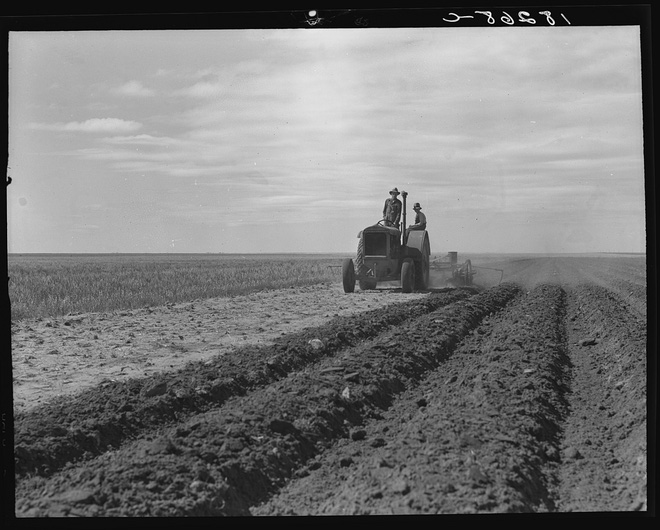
[412,210,427,230]
[383,197,402,226]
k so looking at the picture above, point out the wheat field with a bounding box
[7,253,343,321]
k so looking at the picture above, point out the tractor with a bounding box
[342,190,431,293]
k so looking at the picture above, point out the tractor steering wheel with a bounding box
[377,219,397,228]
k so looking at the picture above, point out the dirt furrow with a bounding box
[554,284,647,511]
[14,283,521,517]
[570,261,647,318]
[13,288,473,480]
[254,284,570,515]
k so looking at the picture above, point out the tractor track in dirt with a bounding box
[13,288,472,480]
[14,284,519,516]
[255,282,648,515]
[9,256,649,517]
[255,283,570,514]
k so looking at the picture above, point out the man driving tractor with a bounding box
[382,187,402,228]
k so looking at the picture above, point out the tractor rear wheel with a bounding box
[342,258,355,293]
[401,258,416,293]
[415,237,431,290]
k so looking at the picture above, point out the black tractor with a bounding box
[342,190,431,293]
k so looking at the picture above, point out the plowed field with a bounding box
[9,255,649,516]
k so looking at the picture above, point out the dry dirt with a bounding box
[7,255,650,517]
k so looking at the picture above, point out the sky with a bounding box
[6,21,647,254]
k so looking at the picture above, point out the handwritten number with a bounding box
[539,11,555,26]
[518,11,536,24]
[443,12,474,23]
[447,9,566,25]
[475,11,495,25]
[501,11,514,25]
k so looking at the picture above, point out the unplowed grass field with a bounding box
[7,253,650,516]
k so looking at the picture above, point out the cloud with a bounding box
[70,224,101,232]
[8,27,644,254]
[29,118,143,133]
[114,80,155,97]
[174,80,225,99]
[101,134,181,147]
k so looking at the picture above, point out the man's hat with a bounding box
[413,203,422,209]
[389,187,400,195]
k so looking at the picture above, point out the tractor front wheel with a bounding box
[401,258,416,293]
[342,258,355,293]
[356,238,377,290]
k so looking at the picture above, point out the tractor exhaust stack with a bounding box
[401,190,408,245]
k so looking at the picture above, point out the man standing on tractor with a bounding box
[383,187,402,229]
[406,202,427,238]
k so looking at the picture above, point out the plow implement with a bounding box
[430,252,504,287]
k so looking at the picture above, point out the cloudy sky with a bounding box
[7,21,646,254]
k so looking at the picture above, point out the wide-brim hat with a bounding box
[389,187,400,195]
[413,203,422,209]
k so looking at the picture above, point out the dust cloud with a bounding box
[427,266,504,292]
